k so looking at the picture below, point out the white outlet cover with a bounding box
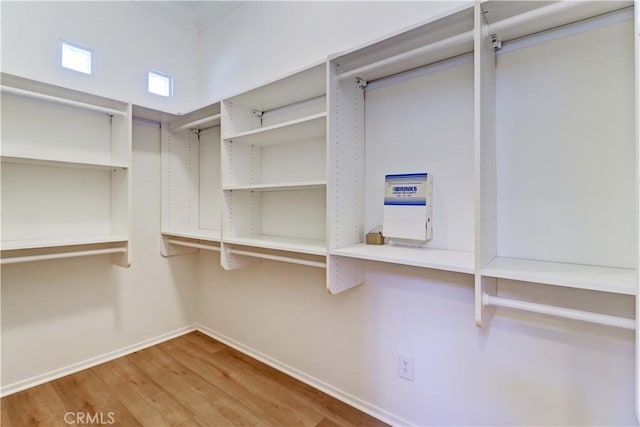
[397,354,414,381]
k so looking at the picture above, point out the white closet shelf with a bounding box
[333,6,474,82]
[337,31,474,83]
[161,229,221,242]
[1,235,128,251]
[223,235,326,256]
[481,257,636,296]
[225,63,326,113]
[1,155,128,170]
[331,244,475,274]
[223,180,327,192]
[223,113,326,147]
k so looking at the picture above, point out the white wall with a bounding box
[196,2,637,425]
[198,257,635,426]
[1,1,198,114]
[1,122,199,391]
[198,1,469,103]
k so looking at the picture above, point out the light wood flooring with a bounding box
[1,332,388,427]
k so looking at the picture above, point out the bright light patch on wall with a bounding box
[148,71,173,97]
[61,41,93,75]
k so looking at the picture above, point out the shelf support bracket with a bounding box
[355,77,368,89]
[475,275,497,327]
[251,109,264,127]
[161,235,198,257]
[490,34,502,50]
[327,255,364,294]
[190,128,201,142]
[220,243,260,270]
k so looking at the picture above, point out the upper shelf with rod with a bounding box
[221,63,326,138]
[1,73,132,168]
[167,103,221,132]
[332,5,474,83]
[0,82,128,117]
[480,0,633,44]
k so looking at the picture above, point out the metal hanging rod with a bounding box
[495,6,633,56]
[170,114,222,132]
[488,1,630,35]
[0,85,127,117]
[1,247,127,265]
[483,293,635,330]
[365,52,473,91]
[167,239,221,252]
[337,30,474,82]
[228,248,326,269]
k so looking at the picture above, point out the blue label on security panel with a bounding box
[384,173,428,206]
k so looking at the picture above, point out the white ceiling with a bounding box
[134,1,244,33]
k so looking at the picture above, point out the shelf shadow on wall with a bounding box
[1,255,118,326]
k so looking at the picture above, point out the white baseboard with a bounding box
[196,324,415,427]
[0,324,197,398]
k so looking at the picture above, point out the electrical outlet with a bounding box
[397,354,414,381]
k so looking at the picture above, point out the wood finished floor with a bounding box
[1,332,388,427]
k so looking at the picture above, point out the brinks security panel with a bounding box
[383,173,433,245]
